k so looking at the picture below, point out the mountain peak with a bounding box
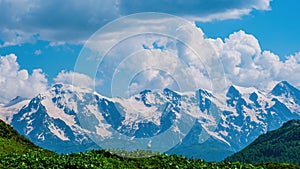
[163,88,181,98]
[271,81,300,104]
[271,81,294,95]
[279,80,290,85]
[139,89,152,95]
[53,83,64,89]
[198,89,213,97]
[226,85,241,99]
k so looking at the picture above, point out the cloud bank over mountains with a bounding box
[1,28,300,104]
[209,30,300,90]
[0,0,271,46]
[0,54,48,103]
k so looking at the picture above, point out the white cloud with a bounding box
[54,71,102,89]
[34,49,42,55]
[1,27,300,102]
[119,0,271,21]
[0,0,119,46]
[209,30,300,90]
[189,9,251,22]
[109,47,196,97]
[0,0,271,46]
[82,14,228,98]
[275,52,300,87]
[127,69,178,96]
[0,54,48,103]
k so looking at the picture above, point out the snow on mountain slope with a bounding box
[112,94,163,126]
[1,81,300,161]
[271,81,300,112]
[0,97,30,123]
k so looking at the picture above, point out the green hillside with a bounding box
[0,119,45,154]
[1,118,299,168]
[225,119,300,165]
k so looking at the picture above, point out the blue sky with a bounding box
[197,0,300,57]
[0,0,300,102]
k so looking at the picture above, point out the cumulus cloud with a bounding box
[0,0,271,46]
[83,13,299,98]
[88,20,216,97]
[54,71,102,89]
[108,47,200,98]
[0,54,104,103]
[209,30,300,89]
[274,52,300,87]
[98,25,300,97]
[1,28,300,102]
[127,69,178,96]
[0,54,48,103]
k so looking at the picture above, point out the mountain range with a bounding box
[0,81,300,161]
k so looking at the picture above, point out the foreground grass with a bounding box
[1,149,299,169]
[0,120,53,156]
[1,119,299,169]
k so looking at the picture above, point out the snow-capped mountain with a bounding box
[0,81,300,161]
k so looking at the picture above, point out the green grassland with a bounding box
[1,149,300,169]
[1,119,300,168]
